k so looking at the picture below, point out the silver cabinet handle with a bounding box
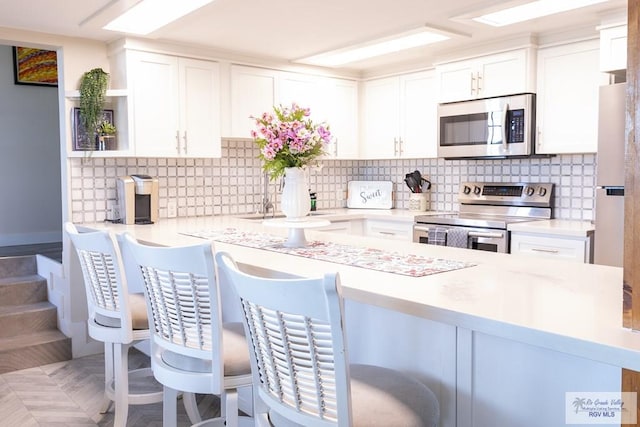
[379,231,396,235]
[394,137,399,156]
[398,138,404,157]
[531,248,560,254]
[175,130,181,154]
[183,131,188,155]
[476,71,482,94]
[470,71,476,96]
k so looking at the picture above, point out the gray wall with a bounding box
[0,45,62,246]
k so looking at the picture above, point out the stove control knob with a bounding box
[525,186,535,196]
[463,185,471,195]
[538,187,547,197]
[474,186,481,195]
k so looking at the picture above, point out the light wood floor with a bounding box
[0,349,220,426]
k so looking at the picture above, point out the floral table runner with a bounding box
[182,228,475,278]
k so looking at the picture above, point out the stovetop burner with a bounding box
[415,181,555,230]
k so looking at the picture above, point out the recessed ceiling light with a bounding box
[472,0,609,27]
[104,0,214,35]
[296,27,454,68]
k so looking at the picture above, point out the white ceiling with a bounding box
[0,0,628,74]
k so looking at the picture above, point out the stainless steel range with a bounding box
[413,182,554,253]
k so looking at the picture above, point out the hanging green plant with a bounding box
[79,68,109,149]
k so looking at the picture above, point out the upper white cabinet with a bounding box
[599,24,627,72]
[436,48,536,102]
[535,40,608,154]
[126,51,221,158]
[318,78,359,159]
[229,65,276,139]
[361,70,437,159]
[229,66,359,159]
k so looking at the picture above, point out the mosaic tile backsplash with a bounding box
[69,139,596,224]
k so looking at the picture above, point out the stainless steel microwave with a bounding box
[437,93,536,159]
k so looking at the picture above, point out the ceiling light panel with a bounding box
[297,27,452,67]
[104,0,214,35]
[472,0,609,27]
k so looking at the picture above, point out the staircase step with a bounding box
[0,274,47,306]
[0,330,71,374]
[0,302,58,338]
[0,255,37,278]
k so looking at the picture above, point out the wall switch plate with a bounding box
[167,201,177,218]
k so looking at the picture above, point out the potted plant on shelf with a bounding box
[97,120,117,151]
[79,68,109,152]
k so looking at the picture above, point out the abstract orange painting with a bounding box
[13,46,58,86]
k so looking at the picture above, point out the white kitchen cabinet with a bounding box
[128,51,221,157]
[361,70,437,159]
[319,78,359,159]
[364,219,413,241]
[535,40,608,154]
[510,232,593,263]
[599,24,627,73]
[229,65,277,138]
[316,219,363,235]
[228,67,358,158]
[436,49,535,102]
[279,73,359,159]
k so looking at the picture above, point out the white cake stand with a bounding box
[263,218,330,248]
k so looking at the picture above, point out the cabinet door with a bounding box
[179,58,221,157]
[230,65,277,138]
[399,70,437,158]
[478,50,531,98]
[436,60,474,102]
[536,40,607,154]
[600,25,627,72]
[322,78,359,159]
[278,72,323,113]
[361,77,400,158]
[129,51,180,157]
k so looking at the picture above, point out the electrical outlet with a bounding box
[167,201,177,218]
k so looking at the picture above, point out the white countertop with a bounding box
[83,212,638,372]
[508,219,595,237]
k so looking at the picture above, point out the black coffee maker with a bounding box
[117,174,159,224]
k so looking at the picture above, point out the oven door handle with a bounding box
[414,226,504,239]
[468,231,504,239]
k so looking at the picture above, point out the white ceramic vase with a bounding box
[281,167,310,221]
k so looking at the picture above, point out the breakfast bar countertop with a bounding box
[80,213,638,372]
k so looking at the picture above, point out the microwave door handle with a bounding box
[501,103,509,152]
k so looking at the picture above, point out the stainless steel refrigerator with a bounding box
[594,82,626,267]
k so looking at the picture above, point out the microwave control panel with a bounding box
[507,109,525,143]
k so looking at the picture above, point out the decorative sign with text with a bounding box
[347,181,393,209]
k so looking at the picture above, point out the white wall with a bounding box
[0,44,62,246]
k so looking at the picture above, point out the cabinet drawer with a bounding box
[364,219,412,241]
[510,233,589,263]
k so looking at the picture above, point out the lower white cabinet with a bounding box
[317,219,363,235]
[510,232,593,263]
[364,219,413,241]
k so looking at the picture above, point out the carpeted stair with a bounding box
[0,255,71,373]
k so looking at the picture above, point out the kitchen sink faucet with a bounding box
[261,172,275,218]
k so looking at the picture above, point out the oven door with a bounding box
[413,224,508,253]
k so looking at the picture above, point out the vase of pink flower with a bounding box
[251,103,332,220]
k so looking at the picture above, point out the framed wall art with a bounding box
[13,46,58,86]
[72,108,114,151]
